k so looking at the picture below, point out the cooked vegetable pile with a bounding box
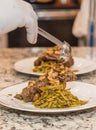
[33,61,56,73]
[33,84,87,109]
[33,46,74,73]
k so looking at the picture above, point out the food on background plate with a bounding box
[15,66,87,109]
[33,46,74,73]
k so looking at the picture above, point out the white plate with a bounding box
[70,57,96,75]
[0,81,96,113]
[14,57,96,76]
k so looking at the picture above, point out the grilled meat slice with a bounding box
[34,53,59,66]
[47,67,76,84]
[58,72,76,82]
[34,46,74,67]
[21,77,49,102]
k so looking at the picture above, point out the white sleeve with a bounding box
[72,0,90,38]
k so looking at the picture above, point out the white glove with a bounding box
[0,0,38,44]
[72,0,90,38]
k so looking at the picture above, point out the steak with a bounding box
[34,46,74,67]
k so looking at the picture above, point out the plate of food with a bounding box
[0,68,96,113]
[0,81,96,113]
[14,46,96,76]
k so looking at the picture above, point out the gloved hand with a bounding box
[72,0,90,38]
[0,0,38,44]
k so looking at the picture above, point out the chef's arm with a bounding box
[0,0,38,44]
[72,0,90,38]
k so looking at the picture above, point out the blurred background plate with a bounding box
[14,57,96,76]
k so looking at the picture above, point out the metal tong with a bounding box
[38,27,71,61]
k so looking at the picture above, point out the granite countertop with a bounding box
[0,47,96,130]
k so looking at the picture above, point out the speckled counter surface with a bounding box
[0,47,96,130]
